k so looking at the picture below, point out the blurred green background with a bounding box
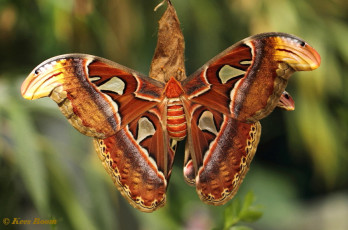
[1,0,347,229]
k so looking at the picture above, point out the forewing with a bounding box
[21,54,164,138]
[182,33,320,123]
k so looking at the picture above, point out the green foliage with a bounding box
[5,99,48,215]
[218,192,262,230]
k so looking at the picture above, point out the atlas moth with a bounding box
[21,0,320,212]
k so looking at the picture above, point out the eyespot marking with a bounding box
[198,110,218,135]
[137,117,156,143]
[98,76,126,95]
[239,60,252,65]
[218,65,246,84]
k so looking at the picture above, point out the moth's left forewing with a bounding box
[182,43,252,117]
[237,33,320,122]
[183,33,320,123]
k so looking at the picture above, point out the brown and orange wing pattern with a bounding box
[183,33,320,123]
[182,33,320,205]
[94,106,175,212]
[21,54,177,212]
[20,1,321,212]
[182,102,261,205]
[21,54,164,139]
[182,90,294,186]
[193,118,260,205]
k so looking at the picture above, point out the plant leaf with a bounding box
[224,197,241,228]
[239,207,263,222]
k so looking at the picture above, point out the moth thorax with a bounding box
[165,77,183,98]
[167,98,187,140]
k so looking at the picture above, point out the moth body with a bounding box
[165,77,187,140]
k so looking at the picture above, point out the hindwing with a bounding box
[94,106,175,212]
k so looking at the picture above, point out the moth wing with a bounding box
[94,106,176,212]
[21,54,164,138]
[182,33,320,123]
[183,102,261,205]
